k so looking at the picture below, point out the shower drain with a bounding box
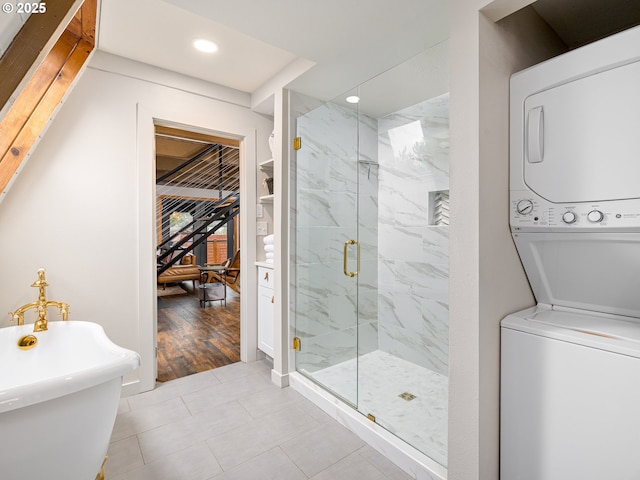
[399,392,417,401]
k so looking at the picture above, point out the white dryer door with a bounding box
[523,60,640,203]
[513,232,640,317]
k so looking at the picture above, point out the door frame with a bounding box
[135,104,260,394]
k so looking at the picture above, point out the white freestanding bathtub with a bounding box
[0,321,140,480]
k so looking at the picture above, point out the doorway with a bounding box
[155,125,242,382]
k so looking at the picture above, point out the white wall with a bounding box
[448,2,567,479]
[0,51,274,394]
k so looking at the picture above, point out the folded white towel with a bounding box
[265,258,274,264]
[263,234,274,245]
[265,252,274,259]
[264,244,274,252]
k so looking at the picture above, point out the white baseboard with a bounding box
[271,369,289,388]
[120,379,141,398]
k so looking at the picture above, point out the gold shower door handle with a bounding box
[343,239,360,277]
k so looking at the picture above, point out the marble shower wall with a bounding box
[293,100,379,387]
[292,92,449,382]
[377,93,450,376]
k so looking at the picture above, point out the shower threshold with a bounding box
[290,350,448,480]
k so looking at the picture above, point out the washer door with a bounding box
[523,60,640,203]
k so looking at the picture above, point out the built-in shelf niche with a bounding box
[429,189,450,226]
[260,158,274,201]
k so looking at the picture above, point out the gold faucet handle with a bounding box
[58,304,70,321]
[31,268,48,287]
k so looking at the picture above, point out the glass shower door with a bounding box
[293,92,360,406]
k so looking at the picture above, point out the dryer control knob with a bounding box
[587,210,604,223]
[516,199,534,215]
[562,211,577,224]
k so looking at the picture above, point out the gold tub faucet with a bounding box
[9,268,70,332]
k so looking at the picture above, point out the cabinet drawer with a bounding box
[258,266,274,289]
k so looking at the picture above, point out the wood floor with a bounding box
[156,282,240,383]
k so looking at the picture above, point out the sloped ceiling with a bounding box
[155,130,240,191]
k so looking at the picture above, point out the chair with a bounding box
[157,253,200,289]
[207,249,240,293]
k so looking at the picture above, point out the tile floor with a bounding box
[106,360,414,480]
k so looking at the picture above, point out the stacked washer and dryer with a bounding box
[501,25,640,479]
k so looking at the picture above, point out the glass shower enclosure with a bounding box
[291,47,450,467]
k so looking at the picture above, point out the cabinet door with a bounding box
[258,267,274,288]
[258,286,274,357]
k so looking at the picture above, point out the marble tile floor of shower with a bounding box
[105,360,414,480]
[310,350,448,467]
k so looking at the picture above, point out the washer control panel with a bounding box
[511,191,640,230]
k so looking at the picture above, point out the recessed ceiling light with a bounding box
[194,39,219,53]
[346,95,360,104]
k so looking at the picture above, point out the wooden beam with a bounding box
[0,39,93,195]
[0,0,78,110]
[0,0,97,199]
[80,0,97,47]
[66,11,83,39]
[61,0,96,51]
[0,30,79,159]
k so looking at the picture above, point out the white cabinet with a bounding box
[257,265,274,357]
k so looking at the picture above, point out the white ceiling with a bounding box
[96,0,640,116]
[97,0,299,94]
[97,0,449,104]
